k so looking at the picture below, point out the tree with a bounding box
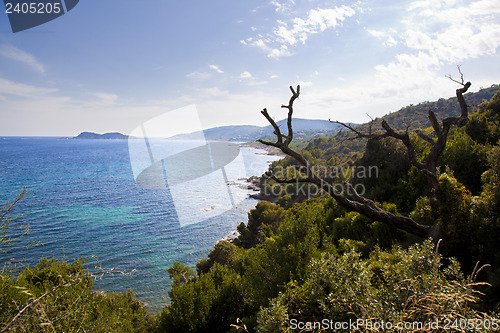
[233,201,285,249]
[258,86,428,237]
[167,262,195,288]
[257,72,472,240]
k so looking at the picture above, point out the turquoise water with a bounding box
[0,137,279,313]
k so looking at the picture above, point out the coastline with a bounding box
[240,143,283,202]
[240,141,285,157]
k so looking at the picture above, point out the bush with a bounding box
[256,240,494,333]
[0,257,153,332]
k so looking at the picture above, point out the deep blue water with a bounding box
[0,137,279,313]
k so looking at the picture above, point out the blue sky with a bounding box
[0,0,499,136]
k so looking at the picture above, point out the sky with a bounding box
[0,0,499,136]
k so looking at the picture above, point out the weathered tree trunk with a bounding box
[258,86,430,237]
[258,75,471,239]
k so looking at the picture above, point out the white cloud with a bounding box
[298,81,313,87]
[247,38,292,58]
[232,71,269,86]
[367,29,398,47]
[271,0,295,13]
[402,0,500,63]
[187,70,212,81]
[349,0,500,118]
[238,71,252,79]
[0,45,46,73]
[209,64,224,74]
[0,77,57,98]
[188,65,225,81]
[200,87,229,98]
[275,6,356,46]
[93,92,118,106]
[244,5,358,58]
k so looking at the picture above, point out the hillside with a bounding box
[354,84,499,133]
[287,84,500,162]
[171,125,262,141]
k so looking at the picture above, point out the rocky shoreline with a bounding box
[245,175,280,202]
[240,141,285,157]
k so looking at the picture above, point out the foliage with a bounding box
[155,263,248,333]
[167,262,195,288]
[439,131,489,195]
[0,191,153,332]
[256,240,491,333]
[196,240,243,275]
[466,88,500,145]
[233,201,285,249]
[0,257,153,332]
[480,145,500,215]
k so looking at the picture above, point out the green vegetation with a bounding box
[1,191,154,332]
[155,85,500,332]
[1,257,154,332]
[1,84,499,332]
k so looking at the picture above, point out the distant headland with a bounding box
[74,132,128,140]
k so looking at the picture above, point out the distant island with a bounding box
[74,132,128,140]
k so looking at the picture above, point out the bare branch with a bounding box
[330,118,389,144]
[256,139,280,149]
[282,85,300,146]
[428,109,442,135]
[416,130,435,145]
[261,108,283,144]
[1,188,42,252]
[258,86,430,238]
[331,120,371,138]
[366,114,375,136]
[446,65,466,86]
[332,69,472,222]
[456,81,472,122]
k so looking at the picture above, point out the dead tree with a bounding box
[257,86,430,238]
[332,71,471,222]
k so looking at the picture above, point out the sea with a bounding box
[0,137,280,313]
